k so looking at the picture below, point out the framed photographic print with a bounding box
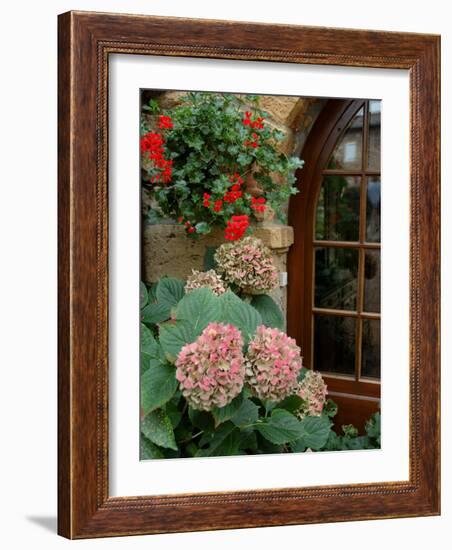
[58,11,440,538]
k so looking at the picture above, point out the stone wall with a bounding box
[143,223,293,314]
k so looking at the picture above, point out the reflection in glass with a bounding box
[361,319,380,378]
[328,107,364,170]
[366,177,381,242]
[367,100,381,171]
[315,248,358,310]
[314,315,356,376]
[315,176,361,241]
[364,250,381,313]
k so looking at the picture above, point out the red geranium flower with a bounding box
[158,115,173,129]
[224,215,249,240]
[251,196,267,213]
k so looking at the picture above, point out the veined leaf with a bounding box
[299,415,331,450]
[159,320,195,362]
[141,301,170,325]
[141,362,178,414]
[175,288,221,337]
[156,277,185,308]
[140,282,149,309]
[250,294,285,330]
[140,434,164,459]
[218,291,262,345]
[211,394,244,427]
[255,409,304,445]
[141,409,178,451]
[231,399,260,427]
[196,422,240,457]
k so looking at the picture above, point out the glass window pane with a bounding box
[315,176,361,241]
[366,176,381,242]
[367,100,381,170]
[364,250,381,313]
[314,315,356,376]
[315,247,358,310]
[361,319,381,379]
[327,107,364,170]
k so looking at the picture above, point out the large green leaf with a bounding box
[140,281,149,309]
[159,320,195,362]
[231,399,260,427]
[141,362,178,414]
[255,409,304,445]
[141,301,170,325]
[250,294,285,330]
[197,422,241,457]
[276,394,304,414]
[140,433,164,459]
[218,291,262,345]
[211,394,244,427]
[140,323,166,374]
[175,288,221,336]
[156,277,185,308]
[141,409,178,450]
[299,415,331,450]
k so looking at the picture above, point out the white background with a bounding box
[0,0,450,548]
[110,56,409,496]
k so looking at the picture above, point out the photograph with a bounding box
[139,90,381,459]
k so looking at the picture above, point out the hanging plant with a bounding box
[140,92,304,239]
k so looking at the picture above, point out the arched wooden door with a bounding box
[287,98,381,430]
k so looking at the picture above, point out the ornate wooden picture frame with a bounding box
[58,11,440,539]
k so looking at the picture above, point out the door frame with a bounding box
[287,98,380,428]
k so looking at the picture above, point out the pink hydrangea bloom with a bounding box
[214,236,278,294]
[296,370,328,419]
[245,326,302,401]
[175,322,245,411]
[185,269,226,296]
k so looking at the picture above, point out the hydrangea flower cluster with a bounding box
[215,236,278,294]
[184,269,227,296]
[295,370,328,419]
[245,326,302,401]
[175,323,245,411]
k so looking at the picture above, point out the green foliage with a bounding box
[141,92,304,238]
[175,288,220,336]
[159,320,195,362]
[217,291,262,345]
[255,409,304,445]
[139,279,380,459]
[156,277,185,308]
[323,412,381,451]
[299,415,331,450]
[141,362,178,414]
[140,434,164,459]
[141,409,178,451]
[250,294,285,330]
